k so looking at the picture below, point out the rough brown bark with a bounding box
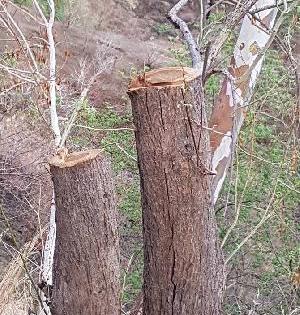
[49,149,120,315]
[128,68,224,315]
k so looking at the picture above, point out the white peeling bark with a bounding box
[210,0,279,204]
[47,1,61,147]
[41,192,56,286]
[32,1,59,314]
[39,0,59,292]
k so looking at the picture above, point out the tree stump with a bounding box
[128,67,224,315]
[49,149,120,315]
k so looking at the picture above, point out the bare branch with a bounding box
[0,82,27,96]
[59,87,89,148]
[32,0,48,25]
[0,64,37,84]
[47,1,61,146]
[32,0,61,146]
[224,191,277,266]
[198,0,205,41]
[27,3,61,312]
[0,2,39,72]
[168,0,203,71]
[75,124,135,132]
[6,0,43,24]
[206,0,259,71]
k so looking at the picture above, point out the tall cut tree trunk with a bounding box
[128,67,224,315]
[49,149,120,315]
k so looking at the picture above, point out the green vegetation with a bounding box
[153,22,176,37]
[73,39,299,311]
[68,9,299,313]
[218,48,299,313]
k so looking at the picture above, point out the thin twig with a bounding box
[105,140,137,162]
[75,124,135,132]
[224,205,274,265]
[0,2,39,72]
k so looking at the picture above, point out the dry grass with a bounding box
[0,235,40,315]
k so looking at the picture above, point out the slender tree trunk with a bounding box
[128,67,224,315]
[209,0,279,203]
[49,149,120,315]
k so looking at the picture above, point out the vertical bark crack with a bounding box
[171,245,176,315]
[158,91,166,130]
[185,105,200,166]
[164,168,176,314]
[129,77,224,315]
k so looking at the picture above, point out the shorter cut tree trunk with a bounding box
[49,149,120,315]
[128,67,224,315]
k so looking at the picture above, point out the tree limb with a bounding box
[168,0,203,71]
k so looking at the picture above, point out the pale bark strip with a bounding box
[30,1,60,314]
[210,0,279,204]
[41,192,56,286]
[33,1,60,296]
[206,0,259,71]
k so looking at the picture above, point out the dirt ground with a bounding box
[55,0,199,108]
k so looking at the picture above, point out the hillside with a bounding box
[0,1,299,314]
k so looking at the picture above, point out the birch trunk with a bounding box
[209,0,279,203]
